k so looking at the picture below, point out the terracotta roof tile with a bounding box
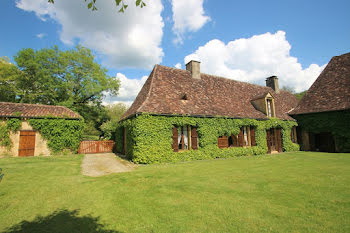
[0,102,81,119]
[122,65,298,120]
[290,52,350,115]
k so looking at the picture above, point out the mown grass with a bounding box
[0,152,349,233]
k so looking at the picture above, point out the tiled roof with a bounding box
[0,102,81,119]
[122,65,298,120]
[290,52,350,115]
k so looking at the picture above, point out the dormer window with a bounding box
[267,98,272,117]
[251,92,275,117]
[266,97,275,117]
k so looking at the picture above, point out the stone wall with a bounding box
[0,120,51,156]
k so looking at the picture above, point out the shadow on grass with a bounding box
[4,209,122,233]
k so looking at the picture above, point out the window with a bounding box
[242,127,249,146]
[178,126,189,150]
[172,125,198,152]
[267,98,272,117]
[218,126,256,148]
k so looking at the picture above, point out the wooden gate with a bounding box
[18,131,36,157]
[78,140,115,154]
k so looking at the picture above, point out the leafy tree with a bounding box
[48,0,146,12]
[12,46,120,135]
[0,57,22,102]
[295,90,307,100]
[281,85,295,94]
[100,103,128,139]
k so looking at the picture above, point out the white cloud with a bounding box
[36,33,47,39]
[16,0,164,69]
[174,63,182,69]
[103,73,147,106]
[185,31,326,92]
[171,0,210,44]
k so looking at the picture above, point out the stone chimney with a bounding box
[186,60,201,79]
[266,76,279,93]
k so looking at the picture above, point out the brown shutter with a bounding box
[266,129,271,153]
[172,127,179,152]
[232,135,239,147]
[276,128,282,152]
[250,127,256,146]
[191,127,198,150]
[238,128,244,147]
[218,136,228,148]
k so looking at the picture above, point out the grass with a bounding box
[0,152,349,232]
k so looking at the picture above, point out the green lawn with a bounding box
[0,152,349,233]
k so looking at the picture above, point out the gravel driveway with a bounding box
[81,153,136,177]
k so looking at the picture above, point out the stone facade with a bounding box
[0,120,51,156]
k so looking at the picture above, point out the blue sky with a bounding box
[1,0,349,105]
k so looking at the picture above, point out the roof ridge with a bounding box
[0,102,68,109]
[156,64,273,90]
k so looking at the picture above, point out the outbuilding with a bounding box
[0,102,81,156]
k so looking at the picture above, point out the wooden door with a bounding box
[266,128,282,153]
[18,131,36,156]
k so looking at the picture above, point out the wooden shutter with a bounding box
[238,128,244,147]
[218,136,228,148]
[172,127,179,152]
[250,127,256,146]
[232,135,239,147]
[191,127,198,150]
[276,128,282,152]
[266,129,271,153]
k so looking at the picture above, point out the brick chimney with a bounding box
[266,76,279,93]
[186,60,201,79]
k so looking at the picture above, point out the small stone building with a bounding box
[290,52,350,152]
[0,102,81,156]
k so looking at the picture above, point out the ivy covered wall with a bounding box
[0,118,21,149]
[28,118,84,153]
[293,110,350,152]
[115,114,299,164]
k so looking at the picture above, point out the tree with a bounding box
[0,57,22,102]
[48,0,146,12]
[281,85,295,94]
[12,46,120,135]
[295,90,307,100]
[100,103,128,139]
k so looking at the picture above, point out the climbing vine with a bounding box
[28,118,84,153]
[294,110,350,152]
[115,114,299,164]
[0,118,21,149]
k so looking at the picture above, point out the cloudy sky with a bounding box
[1,0,349,105]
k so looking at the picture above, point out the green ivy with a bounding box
[294,110,350,152]
[115,114,299,164]
[28,118,84,153]
[0,118,21,149]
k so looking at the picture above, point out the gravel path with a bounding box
[81,153,136,177]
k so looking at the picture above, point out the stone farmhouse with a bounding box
[116,61,299,163]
